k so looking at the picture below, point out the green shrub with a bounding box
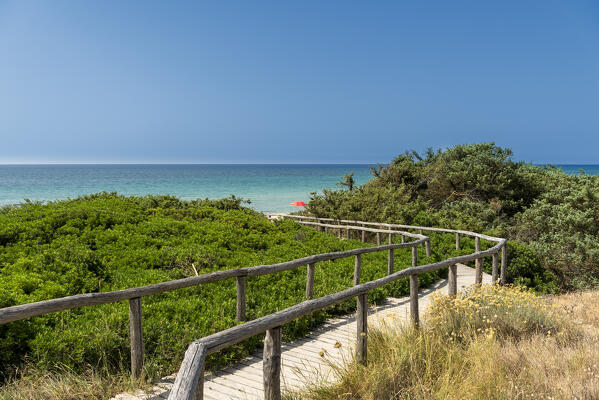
[504,241,558,293]
[307,142,599,291]
[0,193,440,381]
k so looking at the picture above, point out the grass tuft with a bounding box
[287,286,599,400]
[0,363,142,400]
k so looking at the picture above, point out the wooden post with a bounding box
[361,229,366,242]
[456,233,460,250]
[387,249,394,275]
[492,252,499,284]
[401,235,405,243]
[263,326,282,400]
[448,264,457,297]
[129,297,144,379]
[236,276,246,322]
[376,232,381,245]
[168,342,206,400]
[475,237,482,284]
[346,227,350,239]
[353,254,361,286]
[306,263,315,299]
[500,244,507,284]
[412,246,418,268]
[356,293,367,364]
[388,232,393,244]
[324,226,328,234]
[410,275,419,326]
[425,240,431,257]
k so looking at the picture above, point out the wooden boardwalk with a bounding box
[113,264,490,400]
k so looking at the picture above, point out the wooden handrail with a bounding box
[270,214,505,243]
[0,214,507,393]
[0,228,422,326]
[170,215,507,399]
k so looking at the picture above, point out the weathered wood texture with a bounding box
[410,275,419,326]
[353,255,361,286]
[501,245,507,284]
[448,264,457,296]
[236,276,246,322]
[412,246,418,268]
[387,249,394,275]
[492,252,499,284]
[263,327,282,400]
[475,237,482,284]
[168,342,207,400]
[356,293,367,364]
[306,263,315,299]
[0,268,249,325]
[129,297,144,379]
[456,233,460,250]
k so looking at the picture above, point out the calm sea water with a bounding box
[556,164,599,175]
[0,164,374,213]
[0,164,596,213]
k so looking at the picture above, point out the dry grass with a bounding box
[0,365,146,400]
[3,289,598,399]
[287,287,599,400]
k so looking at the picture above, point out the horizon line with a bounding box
[0,162,597,166]
[0,162,383,166]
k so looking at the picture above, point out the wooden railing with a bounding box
[169,216,507,400]
[0,215,507,399]
[0,217,425,380]
[275,214,508,285]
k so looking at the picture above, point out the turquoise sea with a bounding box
[0,164,374,213]
[0,164,597,213]
[557,165,599,175]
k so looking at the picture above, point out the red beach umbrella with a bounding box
[290,201,306,207]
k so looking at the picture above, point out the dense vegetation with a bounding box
[308,143,599,291]
[0,193,444,386]
[2,144,595,397]
[288,286,599,400]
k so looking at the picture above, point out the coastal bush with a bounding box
[517,170,599,289]
[0,193,441,383]
[307,142,598,291]
[425,285,570,342]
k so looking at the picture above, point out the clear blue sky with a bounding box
[1,1,598,164]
